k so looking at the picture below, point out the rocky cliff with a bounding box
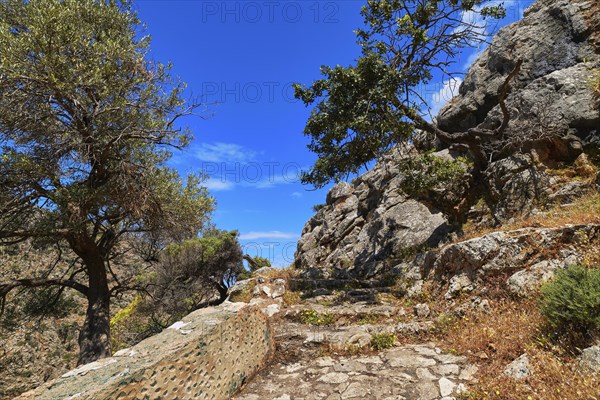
[295,147,452,282]
[295,0,600,281]
[438,0,599,149]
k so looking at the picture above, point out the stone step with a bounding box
[284,303,404,319]
[289,279,396,292]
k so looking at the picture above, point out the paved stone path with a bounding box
[232,317,478,400]
[234,343,477,400]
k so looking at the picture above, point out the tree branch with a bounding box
[495,59,523,135]
[243,254,260,271]
[0,278,89,301]
[0,229,70,240]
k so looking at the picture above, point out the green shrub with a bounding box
[299,309,335,326]
[398,152,470,196]
[539,265,600,340]
[370,332,396,350]
[110,295,143,352]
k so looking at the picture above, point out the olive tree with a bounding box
[152,230,244,320]
[0,0,213,365]
[294,0,521,190]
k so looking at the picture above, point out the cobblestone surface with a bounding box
[233,318,477,400]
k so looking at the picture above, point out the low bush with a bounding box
[109,295,158,352]
[398,152,470,196]
[370,332,396,350]
[298,309,335,326]
[538,264,600,344]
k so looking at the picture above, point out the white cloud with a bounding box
[189,147,302,191]
[203,178,235,191]
[192,142,258,163]
[429,77,463,118]
[454,0,522,42]
[202,172,299,192]
[239,231,299,240]
[252,174,297,189]
[453,8,486,39]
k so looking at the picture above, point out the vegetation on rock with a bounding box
[299,309,336,326]
[370,332,396,350]
[398,153,471,196]
[592,69,600,104]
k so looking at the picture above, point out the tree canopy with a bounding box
[294,0,507,188]
[155,229,245,313]
[0,0,213,364]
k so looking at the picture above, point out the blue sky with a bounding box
[135,0,534,266]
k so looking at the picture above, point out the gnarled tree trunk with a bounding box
[77,253,111,366]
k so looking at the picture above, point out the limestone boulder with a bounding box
[438,0,599,145]
[504,354,531,379]
[506,255,578,296]
[579,345,600,373]
[436,0,600,221]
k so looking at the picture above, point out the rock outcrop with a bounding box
[438,0,600,219]
[579,345,600,373]
[228,267,289,317]
[411,224,599,299]
[294,0,600,280]
[438,0,599,152]
[16,303,274,400]
[295,148,452,282]
[503,354,532,380]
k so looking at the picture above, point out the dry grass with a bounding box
[574,154,599,178]
[582,237,600,267]
[460,193,600,242]
[433,299,599,400]
[592,69,600,104]
[437,299,543,365]
[459,348,599,400]
[258,266,299,281]
[281,290,302,306]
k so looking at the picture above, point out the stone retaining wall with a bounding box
[15,302,274,400]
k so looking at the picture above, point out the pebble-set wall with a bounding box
[15,302,274,400]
